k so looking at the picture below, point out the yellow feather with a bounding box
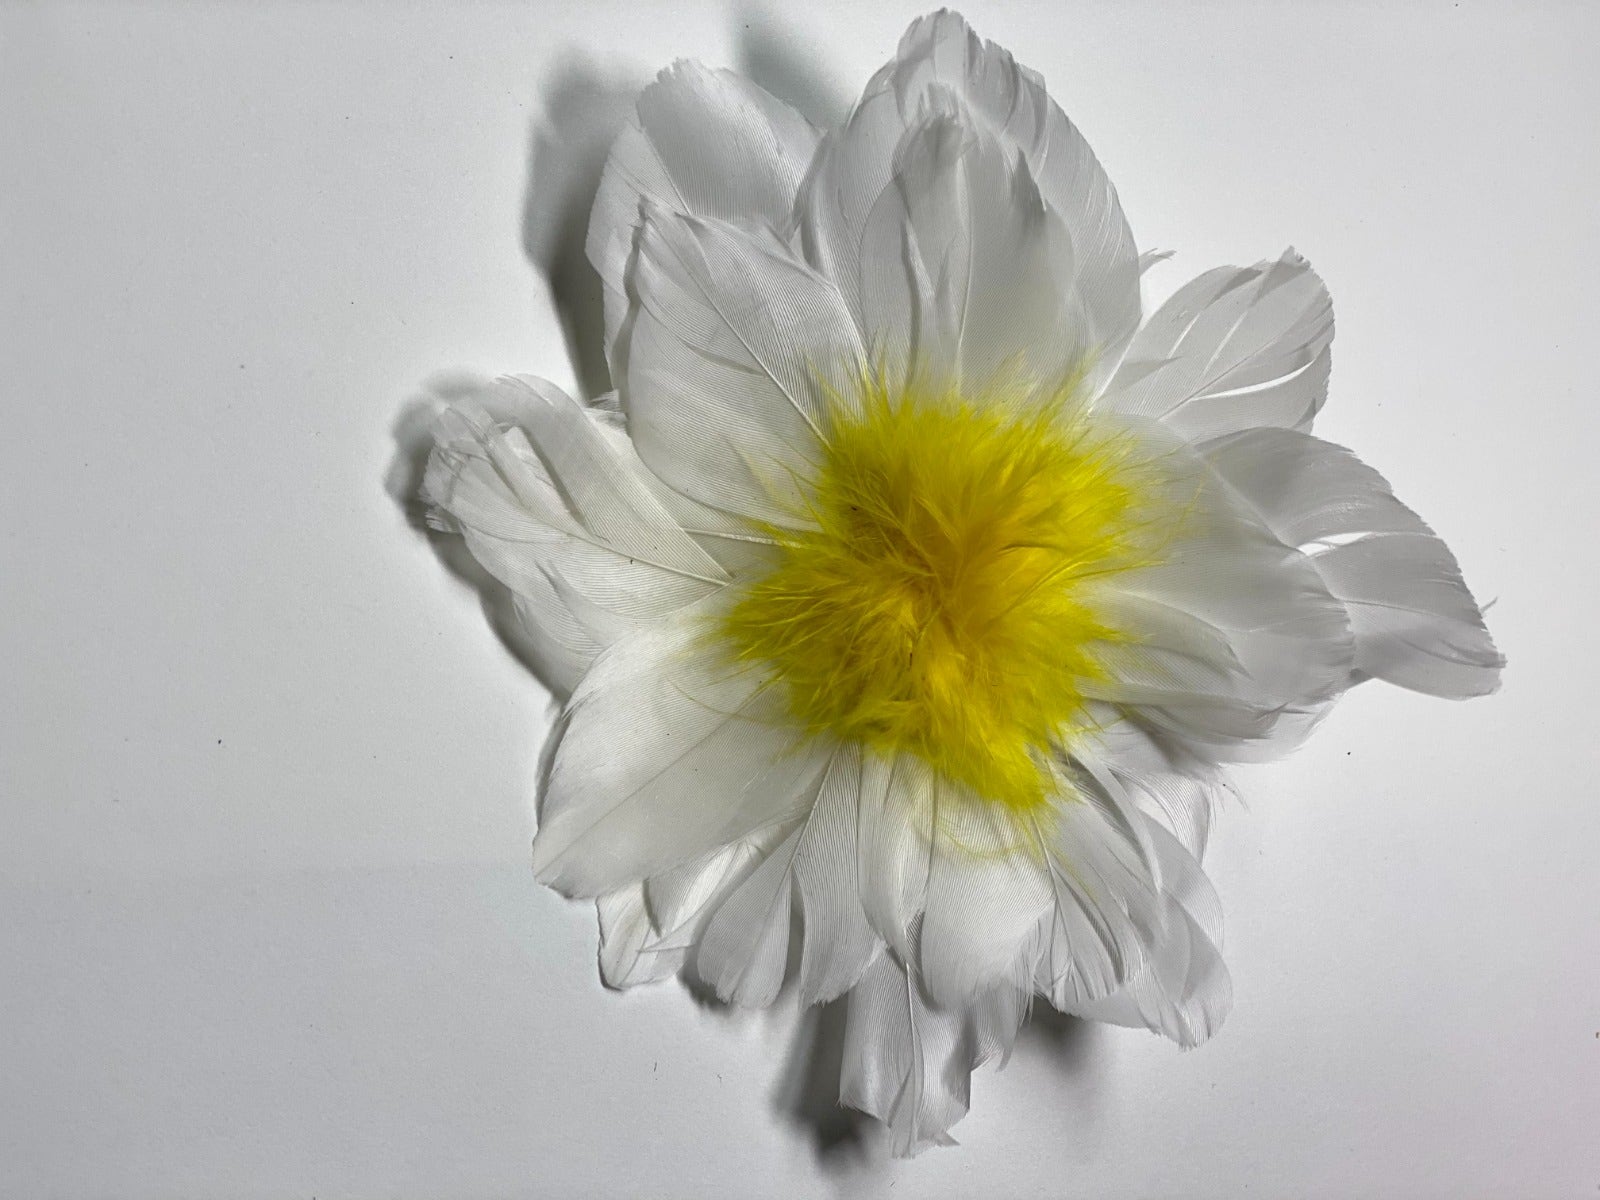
[716,375,1162,813]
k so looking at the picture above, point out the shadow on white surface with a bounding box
[773,998,874,1167]
[734,3,853,130]
[520,59,638,402]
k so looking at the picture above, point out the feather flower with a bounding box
[421,10,1502,1154]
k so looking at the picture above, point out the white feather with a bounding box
[531,606,833,897]
[1202,427,1503,698]
[916,781,1053,1008]
[1084,421,1355,758]
[840,950,1033,1156]
[1104,249,1334,439]
[692,819,805,1007]
[644,841,760,945]
[596,885,685,989]
[422,383,728,692]
[1086,710,1231,857]
[839,953,967,1156]
[587,61,820,379]
[624,206,868,526]
[1030,764,1168,1009]
[504,376,729,582]
[800,10,1140,391]
[792,744,884,1005]
[853,752,936,961]
[849,89,1094,397]
[1065,816,1233,1048]
[690,744,886,1008]
[587,411,781,581]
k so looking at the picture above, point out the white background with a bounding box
[4,2,1597,1196]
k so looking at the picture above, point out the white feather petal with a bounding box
[691,744,885,1008]
[1030,769,1168,1008]
[586,408,781,581]
[854,753,936,960]
[840,952,1031,1156]
[692,820,805,1008]
[532,610,832,897]
[917,784,1052,1008]
[1321,536,1503,697]
[1086,711,1230,857]
[504,377,729,581]
[967,977,1032,1068]
[1201,427,1503,698]
[503,590,602,698]
[1104,250,1334,439]
[422,381,728,693]
[597,885,685,989]
[849,92,1093,396]
[1085,424,1355,758]
[598,836,782,991]
[793,744,884,1006]
[839,955,960,1156]
[1064,817,1233,1048]
[644,840,761,944]
[624,207,869,526]
[587,62,820,376]
[803,11,1140,386]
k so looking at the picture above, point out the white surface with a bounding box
[4,2,1596,1196]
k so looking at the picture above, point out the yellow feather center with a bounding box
[719,381,1154,813]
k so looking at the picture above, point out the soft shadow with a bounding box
[1018,1004,1097,1073]
[1013,1005,1108,1142]
[774,998,874,1168]
[521,59,641,402]
[392,55,639,703]
[734,3,853,130]
[681,971,733,1014]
